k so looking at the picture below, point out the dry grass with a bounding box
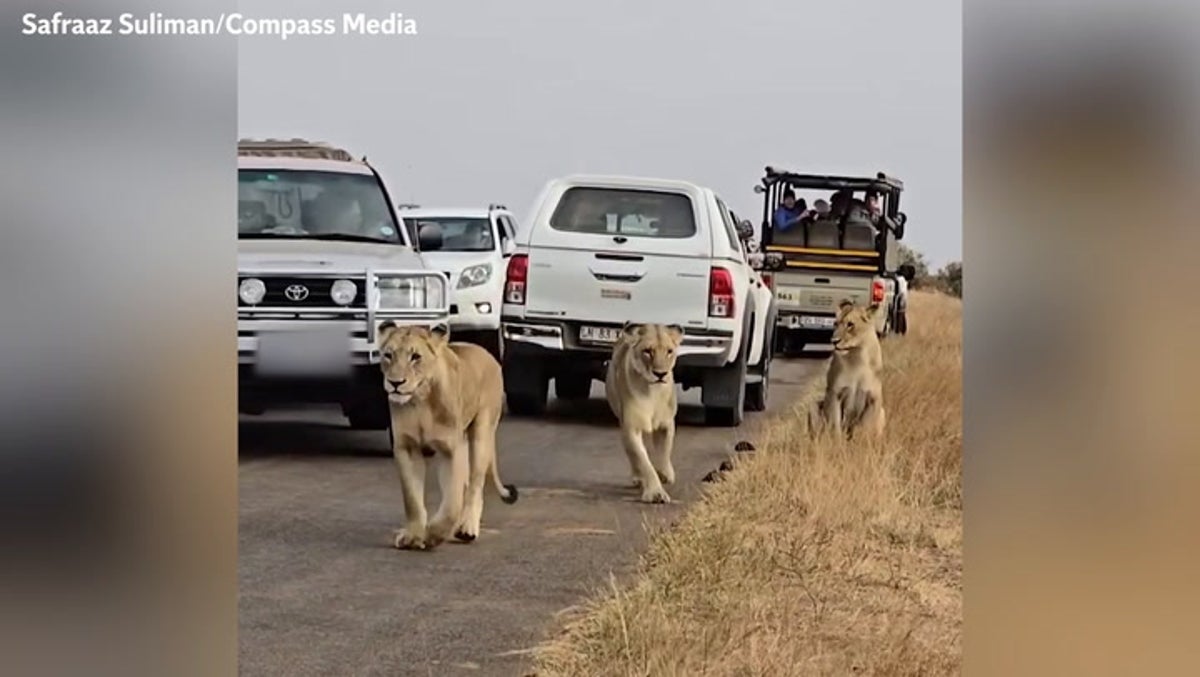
[531,291,962,677]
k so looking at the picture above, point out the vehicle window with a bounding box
[404,217,495,252]
[502,215,519,241]
[714,197,744,256]
[238,170,402,243]
[549,187,696,238]
[495,216,510,244]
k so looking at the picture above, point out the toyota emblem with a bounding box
[284,284,310,302]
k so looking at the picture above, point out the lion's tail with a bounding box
[490,458,519,505]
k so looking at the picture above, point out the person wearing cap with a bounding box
[772,189,807,232]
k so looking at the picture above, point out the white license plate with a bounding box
[579,325,622,344]
[256,328,352,378]
[799,316,836,329]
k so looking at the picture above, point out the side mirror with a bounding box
[501,239,515,257]
[736,219,754,242]
[753,185,766,194]
[893,212,907,240]
[764,252,786,272]
[417,223,443,251]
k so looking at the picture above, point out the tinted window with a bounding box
[549,187,696,238]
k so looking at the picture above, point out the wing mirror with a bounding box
[753,185,766,194]
[893,212,907,240]
[763,252,786,272]
[417,222,443,251]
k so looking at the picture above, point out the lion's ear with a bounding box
[428,323,451,346]
[622,322,643,338]
[865,302,881,317]
[377,320,399,343]
[837,298,856,312]
[665,324,685,344]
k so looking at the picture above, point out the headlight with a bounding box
[457,263,492,289]
[330,279,358,306]
[377,275,446,310]
[239,278,266,305]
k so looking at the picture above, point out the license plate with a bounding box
[579,325,622,344]
[256,328,352,378]
[799,315,836,330]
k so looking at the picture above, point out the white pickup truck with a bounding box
[500,175,776,426]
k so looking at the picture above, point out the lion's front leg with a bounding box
[392,446,429,550]
[426,436,469,547]
[650,424,676,486]
[622,425,669,504]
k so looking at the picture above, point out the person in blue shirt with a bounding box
[772,189,808,233]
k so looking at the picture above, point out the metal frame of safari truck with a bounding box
[756,167,906,275]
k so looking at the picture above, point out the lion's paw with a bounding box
[656,465,676,486]
[393,528,429,551]
[640,486,671,504]
[453,528,478,543]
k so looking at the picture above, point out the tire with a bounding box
[503,355,548,417]
[476,329,503,361]
[703,346,748,427]
[554,374,592,402]
[346,395,390,430]
[745,332,772,413]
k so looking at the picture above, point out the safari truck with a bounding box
[236,138,449,429]
[755,167,908,354]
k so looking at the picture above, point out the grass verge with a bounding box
[531,291,962,676]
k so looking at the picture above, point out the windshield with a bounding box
[238,169,404,243]
[549,187,697,238]
[404,217,495,252]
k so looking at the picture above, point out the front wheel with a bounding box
[745,334,772,413]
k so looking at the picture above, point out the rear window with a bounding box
[548,187,696,238]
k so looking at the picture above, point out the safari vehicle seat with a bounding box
[772,225,807,247]
[807,218,840,249]
[843,222,877,250]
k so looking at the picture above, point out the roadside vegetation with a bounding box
[898,244,962,298]
[532,290,963,676]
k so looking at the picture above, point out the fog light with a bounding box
[475,302,492,314]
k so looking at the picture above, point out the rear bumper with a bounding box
[775,309,837,331]
[501,317,734,368]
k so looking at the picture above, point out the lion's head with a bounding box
[830,299,880,354]
[376,322,450,405]
[620,323,684,385]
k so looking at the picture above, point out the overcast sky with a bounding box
[239,0,961,266]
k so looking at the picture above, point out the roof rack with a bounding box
[237,138,358,162]
[488,203,508,211]
[762,166,904,192]
[395,203,421,209]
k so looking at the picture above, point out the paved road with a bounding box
[239,357,824,677]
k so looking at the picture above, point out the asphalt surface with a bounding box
[238,356,824,677]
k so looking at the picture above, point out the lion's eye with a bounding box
[642,348,653,358]
[382,350,394,361]
[410,352,421,363]
[666,349,673,356]
[846,322,855,330]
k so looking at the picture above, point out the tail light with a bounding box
[761,273,774,291]
[871,279,885,304]
[505,254,529,305]
[708,267,735,318]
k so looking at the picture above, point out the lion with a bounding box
[807,299,887,440]
[377,321,518,551]
[605,322,684,504]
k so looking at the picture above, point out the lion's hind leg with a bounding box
[456,415,499,543]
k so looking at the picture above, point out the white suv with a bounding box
[500,175,777,426]
[237,139,449,430]
[398,204,519,357]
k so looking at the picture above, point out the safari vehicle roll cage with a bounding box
[755,167,907,274]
